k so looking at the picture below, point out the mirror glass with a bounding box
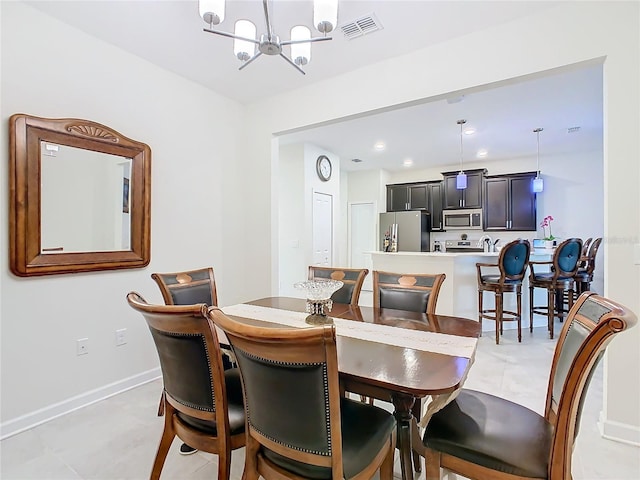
[41,141,132,253]
[9,114,151,276]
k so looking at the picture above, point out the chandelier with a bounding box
[199,0,339,74]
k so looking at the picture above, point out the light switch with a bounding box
[290,240,299,248]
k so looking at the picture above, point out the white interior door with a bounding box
[312,192,333,266]
[349,202,376,291]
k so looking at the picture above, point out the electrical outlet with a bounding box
[77,338,89,355]
[115,328,127,346]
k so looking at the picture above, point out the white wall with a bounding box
[246,2,639,444]
[0,2,245,436]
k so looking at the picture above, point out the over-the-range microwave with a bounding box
[442,208,483,230]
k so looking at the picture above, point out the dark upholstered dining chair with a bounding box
[126,293,245,480]
[151,267,218,307]
[372,271,446,314]
[308,266,369,306]
[151,267,233,425]
[529,238,583,339]
[421,292,637,480]
[209,307,397,480]
[476,239,531,344]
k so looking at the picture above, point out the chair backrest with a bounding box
[584,237,602,275]
[544,292,637,478]
[498,239,531,281]
[151,267,218,306]
[577,238,593,269]
[209,307,346,478]
[308,266,369,306]
[126,292,231,434]
[551,238,583,278]
[372,271,446,314]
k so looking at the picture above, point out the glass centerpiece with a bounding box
[293,279,344,325]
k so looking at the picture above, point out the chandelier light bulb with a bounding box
[314,0,338,33]
[233,20,256,61]
[290,26,311,66]
[199,0,225,25]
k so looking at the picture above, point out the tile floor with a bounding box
[1,326,639,479]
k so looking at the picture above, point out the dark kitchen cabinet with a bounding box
[484,172,537,231]
[426,181,444,231]
[442,169,486,209]
[387,184,410,211]
[386,183,428,211]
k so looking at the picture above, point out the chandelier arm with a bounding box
[238,52,263,71]
[279,53,306,75]
[203,28,260,45]
[263,0,274,42]
[281,37,333,46]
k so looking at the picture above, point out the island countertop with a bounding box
[368,250,551,325]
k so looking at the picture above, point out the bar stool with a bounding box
[529,238,582,339]
[476,239,531,344]
[574,237,602,295]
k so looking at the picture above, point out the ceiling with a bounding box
[25,0,602,173]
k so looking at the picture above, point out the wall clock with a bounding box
[316,155,332,182]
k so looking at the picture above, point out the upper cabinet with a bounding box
[484,172,537,231]
[426,181,444,231]
[386,183,428,211]
[442,169,486,209]
[386,181,443,230]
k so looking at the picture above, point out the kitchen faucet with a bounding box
[477,235,493,248]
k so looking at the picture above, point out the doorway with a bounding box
[312,191,333,266]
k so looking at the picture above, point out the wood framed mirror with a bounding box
[9,114,151,276]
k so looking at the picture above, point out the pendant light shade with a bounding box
[533,127,544,193]
[199,0,225,25]
[290,26,311,66]
[456,119,467,190]
[233,20,256,61]
[314,0,338,33]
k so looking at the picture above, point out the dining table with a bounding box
[220,296,481,480]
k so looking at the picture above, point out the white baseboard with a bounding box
[0,368,161,440]
[598,410,640,446]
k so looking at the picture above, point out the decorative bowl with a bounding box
[293,279,344,325]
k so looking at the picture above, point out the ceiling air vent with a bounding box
[340,13,383,40]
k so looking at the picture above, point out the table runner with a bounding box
[222,303,477,358]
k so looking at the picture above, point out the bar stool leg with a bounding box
[495,291,502,345]
[529,285,534,333]
[548,288,555,339]
[478,289,483,336]
[516,286,522,342]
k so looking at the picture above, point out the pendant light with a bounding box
[533,127,544,193]
[456,119,467,189]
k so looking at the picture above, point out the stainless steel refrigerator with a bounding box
[379,211,431,252]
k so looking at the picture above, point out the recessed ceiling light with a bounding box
[463,127,476,135]
[374,141,386,151]
[403,158,413,167]
[477,149,488,158]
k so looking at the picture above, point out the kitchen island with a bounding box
[368,251,552,331]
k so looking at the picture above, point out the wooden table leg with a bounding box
[392,392,416,480]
